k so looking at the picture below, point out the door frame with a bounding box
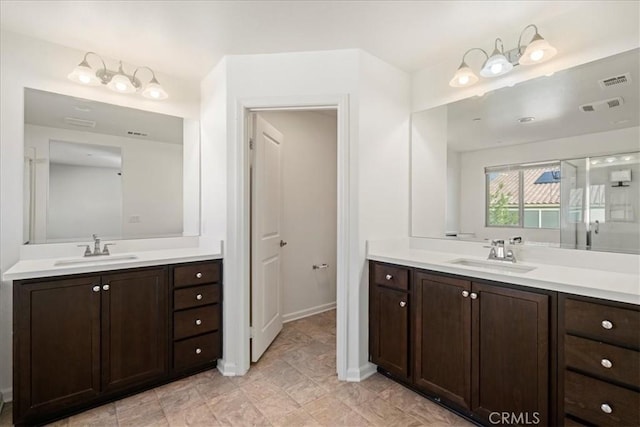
[230,94,349,380]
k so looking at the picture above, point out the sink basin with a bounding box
[54,254,138,266]
[448,258,536,274]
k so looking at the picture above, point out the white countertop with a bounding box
[3,247,223,281]
[368,244,640,305]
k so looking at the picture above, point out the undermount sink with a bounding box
[448,258,537,274]
[54,254,139,267]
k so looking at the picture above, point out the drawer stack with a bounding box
[171,261,222,372]
[562,296,640,426]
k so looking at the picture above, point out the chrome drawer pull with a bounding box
[102,284,110,291]
[462,291,469,298]
[600,403,613,414]
[195,272,203,279]
[196,294,203,300]
[601,320,613,330]
[92,285,100,292]
[399,301,407,308]
[601,358,613,369]
[195,319,202,326]
[470,292,478,300]
[195,348,202,354]
[385,274,393,280]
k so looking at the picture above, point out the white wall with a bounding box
[24,124,184,242]
[0,30,200,400]
[259,111,337,320]
[446,147,461,234]
[457,126,640,243]
[411,2,640,112]
[200,49,410,380]
[48,164,123,240]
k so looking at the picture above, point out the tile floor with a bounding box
[0,309,473,426]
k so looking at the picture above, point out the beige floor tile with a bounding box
[262,360,307,389]
[282,378,327,405]
[351,397,422,427]
[359,372,396,394]
[159,385,206,414]
[196,374,239,400]
[302,395,367,426]
[117,399,168,427]
[115,388,159,413]
[241,379,284,402]
[0,403,12,427]
[333,382,378,408]
[270,407,320,427]
[250,394,300,422]
[164,403,219,427]
[67,402,117,427]
[377,381,425,411]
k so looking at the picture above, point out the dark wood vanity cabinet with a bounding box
[13,259,222,426]
[369,262,411,380]
[371,262,553,426]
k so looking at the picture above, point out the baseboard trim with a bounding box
[345,362,377,382]
[0,388,11,404]
[283,301,336,323]
[216,359,238,376]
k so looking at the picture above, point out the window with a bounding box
[486,163,560,229]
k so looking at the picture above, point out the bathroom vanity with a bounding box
[368,244,639,427]
[8,256,222,426]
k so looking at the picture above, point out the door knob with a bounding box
[462,290,469,298]
[280,240,288,247]
[470,292,478,299]
[600,403,613,414]
[601,358,613,369]
[195,272,203,279]
[92,285,100,292]
[195,348,202,354]
[195,319,202,326]
[196,294,203,300]
[601,320,613,330]
[385,274,393,280]
[399,301,407,307]
[102,284,110,291]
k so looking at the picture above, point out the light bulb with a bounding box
[449,62,478,88]
[68,61,101,86]
[107,73,136,94]
[529,49,545,62]
[459,75,469,85]
[490,63,503,74]
[115,82,128,91]
[606,157,616,163]
[141,79,168,100]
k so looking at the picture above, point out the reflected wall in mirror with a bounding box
[411,48,640,254]
[24,88,200,244]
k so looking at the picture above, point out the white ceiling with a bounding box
[447,48,640,152]
[0,1,589,81]
[25,88,184,144]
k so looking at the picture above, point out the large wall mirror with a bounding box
[411,48,640,254]
[24,88,200,244]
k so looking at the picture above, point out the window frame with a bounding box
[485,161,561,229]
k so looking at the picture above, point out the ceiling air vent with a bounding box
[127,130,149,137]
[64,117,96,128]
[598,73,631,89]
[579,97,624,113]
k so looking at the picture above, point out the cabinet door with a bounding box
[414,272,471,410]
[101,268,168,393]
[471,282,549,426]
[370,285,410,379]
[14,276,101,423]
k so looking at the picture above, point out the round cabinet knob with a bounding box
[102,284,110,291]
[195,319,202,326]
[399,301,407,308]
[601,358,613,369]
[462,291,470,298]
[385,274,393,280]
[195,348,202,355]
[601,320,613,330]
[92,285,100,292]
[195,272,203,279]
[196,294,203,300]
[600,403,613,414]
[470,292,478,300]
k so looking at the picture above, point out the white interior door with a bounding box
[251,114,285,362]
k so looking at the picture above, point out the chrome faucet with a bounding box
[78,234,115,257]
[488,239,517,263]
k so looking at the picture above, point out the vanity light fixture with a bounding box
[449,24,557,88]
[68,52,168,100]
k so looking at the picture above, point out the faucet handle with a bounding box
[509,236,523,244]
[77,244,91,256]
[102,243,115,255]
[491,239,505,246]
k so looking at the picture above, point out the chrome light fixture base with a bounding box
[95,68,142,88]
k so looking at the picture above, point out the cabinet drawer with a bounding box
[174,331,221,371]
[565,335,640,388]
[174,262,220,288]
[565,298,640,349]
[372,263,409,290]
[174,305,220,340]
[174,284,221,310]
[565,370,640,426]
